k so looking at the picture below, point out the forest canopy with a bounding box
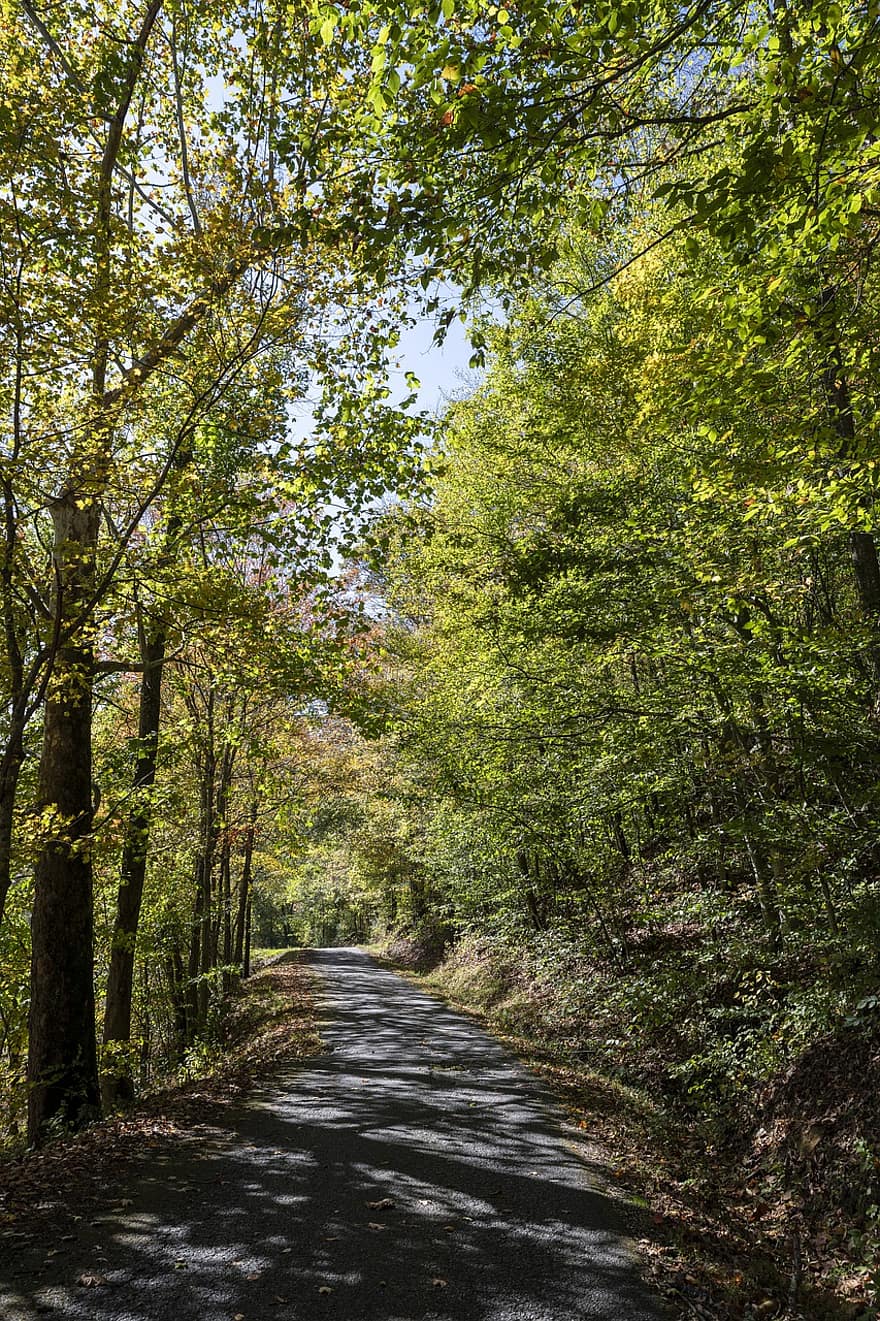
[1,0,879,1307]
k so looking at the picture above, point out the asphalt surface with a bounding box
[0,948,662,1320]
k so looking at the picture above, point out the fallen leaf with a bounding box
[367,1198,394,1210]
[77,1272,108,1288]
[246,1272,261,1281]
[318,1285,333,1295]
[432,1277,448,1288]
[234,1315,245,1320]
[367,1222,386,1231]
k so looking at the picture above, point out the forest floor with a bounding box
[0,948,660,1321]
[0,956,321,1289]
[375,938,880,1321]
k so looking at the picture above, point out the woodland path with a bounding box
[0,949,661,1320]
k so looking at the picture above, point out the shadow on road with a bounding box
[0,948,661,1320]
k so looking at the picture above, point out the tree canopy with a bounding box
[1,1,879,1307]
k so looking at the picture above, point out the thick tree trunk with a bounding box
[850,531,880,625]
[101,629,166,1109]
[27,496,101,1144]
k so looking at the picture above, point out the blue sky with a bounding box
[395,307,481,418]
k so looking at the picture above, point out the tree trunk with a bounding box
[27,495,101,1144]
[101,629,165,1109]
[185,882,202,1045]
[166,949,188,1059]
[850,531,880,625]
[234,802,256,970]
[221,833,233,995]
[0,466,29,928]
[745,834,782,955]
[244,895,252,979]
[197,850,212,1032]
[0,743,24,928]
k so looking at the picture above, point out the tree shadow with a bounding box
[0,948,663,1320]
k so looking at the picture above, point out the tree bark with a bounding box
[101,628,165,1109]
[166,948,188,1059]
[185,882,202,1045]
[194,714,216,1034]
[849,531,880,626]
[27,496,101,1144]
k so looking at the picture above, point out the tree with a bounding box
[4,0,421,1142]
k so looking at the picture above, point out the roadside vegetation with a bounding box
[2,4,879,1317]
[275,177,880,1314]
[0,956,319,1232]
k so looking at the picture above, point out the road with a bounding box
[0,948,662,1320]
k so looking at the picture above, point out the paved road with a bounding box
[0,949,661,1320]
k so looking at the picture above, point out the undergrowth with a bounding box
[381,929,880,1321]
[0,954,321,1227]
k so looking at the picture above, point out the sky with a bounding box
[287,301,482,449]
[394,306,481,419]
